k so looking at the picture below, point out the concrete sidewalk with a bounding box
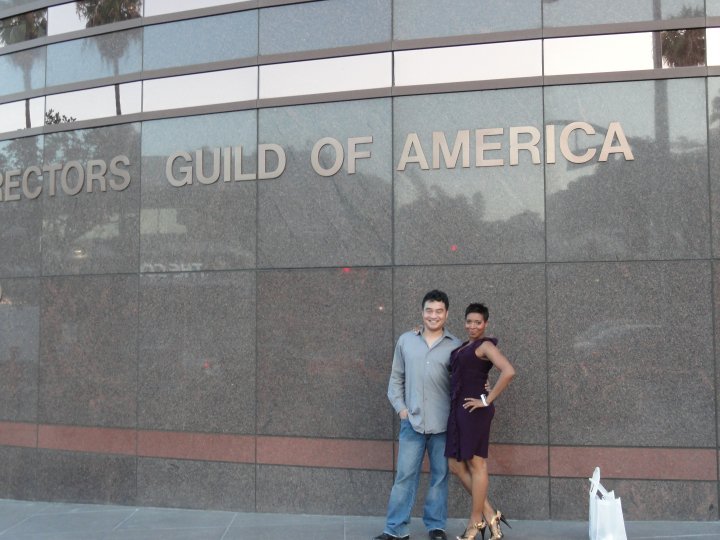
[1,499,719,539]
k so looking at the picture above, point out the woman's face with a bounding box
[465,312,487,340]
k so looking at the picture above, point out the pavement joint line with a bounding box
[112,507,139,530]
[219,512,239,540]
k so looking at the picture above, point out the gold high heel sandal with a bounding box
[457,520,486,540]
[488,510,511,540]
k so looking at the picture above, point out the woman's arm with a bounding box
[463,341,515,412]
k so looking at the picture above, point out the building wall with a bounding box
[0,0,719,521]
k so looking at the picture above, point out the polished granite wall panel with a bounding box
[256,268,393,439]
[138,271,255,433]
[393,88,545,265]
[36,449,136,505]
[551,478,718,521]
[259,0,390,55]
[547,261,714,447]
[0,278,39,422]
[140,112,256,273]
[38,274,138,428]
[545,79,710,262]
[41,123,141,276]
[543,0,704,27]
[46,28,142,87]
[392,264,548,445]
[393,0,540,40]
[0,446,36,500]
[143,11,257,71]
[0,135,43,277]
[709,78,720,257]
[713,261,720,441]
[256,465,390,515]
[0,47,45,97]
[446,474,549,520]
[137,457,255,511]
[258,99,392,268]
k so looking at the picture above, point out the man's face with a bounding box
[422,300,448,332]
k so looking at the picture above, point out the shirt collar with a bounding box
[419,326,457,342]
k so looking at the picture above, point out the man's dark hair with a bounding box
[422,289,449,310]
[465,303,489,321]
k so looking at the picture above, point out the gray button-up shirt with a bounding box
[387,328,461,434]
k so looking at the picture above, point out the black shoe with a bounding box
[373,533,409,540]
[429,530,447,540]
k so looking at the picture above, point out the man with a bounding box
[374,290,461,540]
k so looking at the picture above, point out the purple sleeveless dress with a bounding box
[445,337,498,460]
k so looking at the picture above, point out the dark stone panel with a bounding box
[547,261,715,447]
[445,474,549,520]
[0,278,39,422]
[138,271,255,433]
[393,265,548,445]
[713,261,720,443]
[137,457,255,512]
[393,88,545,266]
[546,79,710,262]
[0,445,36,500]
[258,99,392,268]
[711,78,720,256]
[0,136,43,278]
[39,275,138,428]
[140,112,257,273]
[551,477,718,521]
[256,268,394,439]
[256,465,391,515]
[36,449,136,505]
[42,123,141,276]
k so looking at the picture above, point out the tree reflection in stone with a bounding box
[75,0,142,115]
[546,96,708,261]
[0,136,43,275]
[43,123,141,274]
[660,4,705,69]
[0,11,47,128]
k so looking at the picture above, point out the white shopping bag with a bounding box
[589,467,627,540]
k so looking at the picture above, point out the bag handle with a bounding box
[589,466,609,497]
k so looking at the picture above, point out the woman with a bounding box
[445,303,515,540]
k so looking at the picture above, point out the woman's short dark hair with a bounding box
[465,303,489,321]
[422,289,449,310]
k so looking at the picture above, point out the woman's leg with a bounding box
[483,498,496,523]
[448,458,472,493]
[449,458,496,522]
[467,456,489,526]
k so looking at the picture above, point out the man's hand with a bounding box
[399,409,409,420]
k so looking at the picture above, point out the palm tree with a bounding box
[660,27,705,68]
[74,0,142,115]
[652,4,705,153]
[658,4,706,70]
[0,10,47,128]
